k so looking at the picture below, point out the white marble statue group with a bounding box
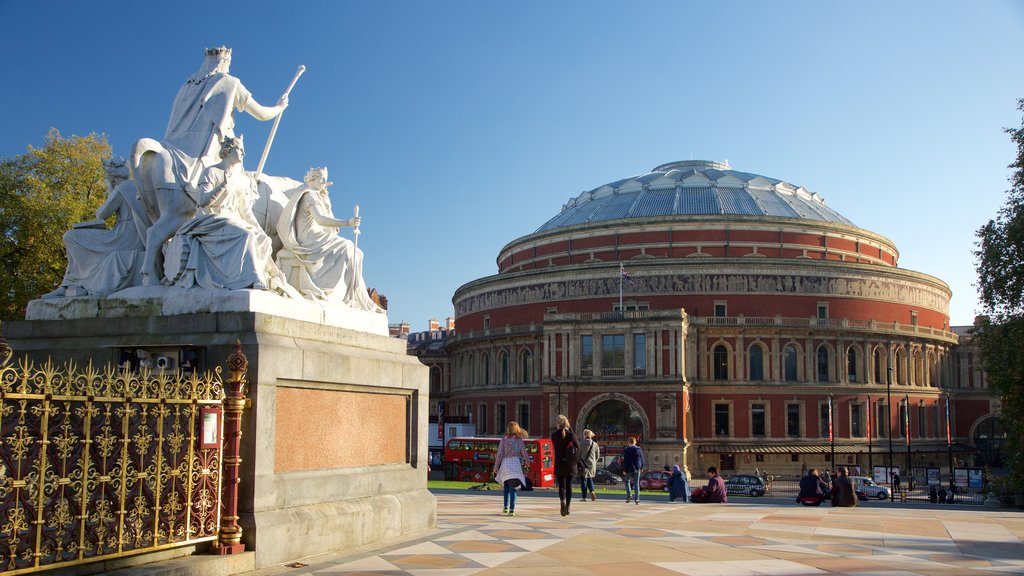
[44,47,382,313]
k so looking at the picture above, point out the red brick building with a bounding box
[434,160,1001,477]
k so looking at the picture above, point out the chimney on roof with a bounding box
[428,318,440,331]
[446,317,455,330]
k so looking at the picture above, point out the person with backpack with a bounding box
[551,414,580,516]
[578,429,600,502]
[493,421,530,516]
[622,436,644,504]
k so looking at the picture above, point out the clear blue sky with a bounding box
[2,1,1022,330]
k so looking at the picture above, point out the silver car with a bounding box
[849,476,891,500]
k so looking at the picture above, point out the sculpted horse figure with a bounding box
[129,46,288,285]
[130,139,299,284]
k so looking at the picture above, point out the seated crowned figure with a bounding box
[43,157,150,298]
[168,136,295,295]
[276,167,382,311]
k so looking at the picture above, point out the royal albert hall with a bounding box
[443,160,997,477]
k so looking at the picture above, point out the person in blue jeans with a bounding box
[622,436,644,504]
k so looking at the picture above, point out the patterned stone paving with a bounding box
[244,494,1024,575]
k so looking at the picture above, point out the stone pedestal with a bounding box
[8,292,435,568]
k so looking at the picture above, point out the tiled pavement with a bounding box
[244,493,1024,575]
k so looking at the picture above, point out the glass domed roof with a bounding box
[535,160,854,233]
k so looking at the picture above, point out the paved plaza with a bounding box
[242,492,1024,576]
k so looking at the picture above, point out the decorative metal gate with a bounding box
[0,349,224,574]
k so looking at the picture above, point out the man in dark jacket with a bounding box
[798,468,830,502]
[831,466,858,507]
[622,436,644,504]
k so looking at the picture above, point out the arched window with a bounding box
[482,353,491,386]
[499,351,509,385]
[429,366,441,394]
[896,349,906,384]
[521,349,533,384]
[817,345,830,382]
[583,399,644,439]
[748,345,764,381]
[847,347,859,383]
[713,345,729,380]
[784,345,798,381]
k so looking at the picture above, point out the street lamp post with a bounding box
[829,394,835,475]
[887,366,895,502]
[904,394,912,492]
[945,392,954,490]
[867,395,873,474]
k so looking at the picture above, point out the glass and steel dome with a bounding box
[535,160,854,233]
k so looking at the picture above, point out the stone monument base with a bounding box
[7,296,433,568]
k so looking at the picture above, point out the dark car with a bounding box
[725,474,766,497]
[594,468,623,485]
[639,470,671,491]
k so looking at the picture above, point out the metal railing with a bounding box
[0,351,225,573]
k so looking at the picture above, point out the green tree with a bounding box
[975,98,1024,492]
[0,129,111,320]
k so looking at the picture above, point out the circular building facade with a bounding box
[447,160,960,476]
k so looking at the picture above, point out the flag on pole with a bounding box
[619,263,633,283]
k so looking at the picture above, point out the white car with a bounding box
[849,476,891,500]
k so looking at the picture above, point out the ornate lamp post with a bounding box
[215,340,249,555]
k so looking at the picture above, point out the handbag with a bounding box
[522,476,533,491]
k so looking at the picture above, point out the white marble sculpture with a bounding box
[43,157,150,298]
[131,46,288,286]
[168,136,295,295]
[36,47,387,333]
[276,167,382,311]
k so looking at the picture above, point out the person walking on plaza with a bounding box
[578,429,600,502]
[494,421,530,516]
[831,466,858,507]
[668,464,691,502]
[551,415,580,516]
[622,436,645,504]
[892,471,902,494]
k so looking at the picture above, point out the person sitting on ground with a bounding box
[668,465,691,502]
[693,466,728,503]
[798,468,830,501]
[830,466,858,507]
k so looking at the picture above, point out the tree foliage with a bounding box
[0,129,111,320]
[975,98,1024,491]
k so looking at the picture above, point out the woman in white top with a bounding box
[494,421,530,516]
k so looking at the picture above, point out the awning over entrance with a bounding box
[696,442,977,454]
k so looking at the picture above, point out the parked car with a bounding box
[594,468,623,485]
[849,476,891,500]
[639,470,671,491]
[725,474,766,497]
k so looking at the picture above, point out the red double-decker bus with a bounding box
[443,437,555,487]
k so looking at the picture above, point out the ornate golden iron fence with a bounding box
[0,349,224,574]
